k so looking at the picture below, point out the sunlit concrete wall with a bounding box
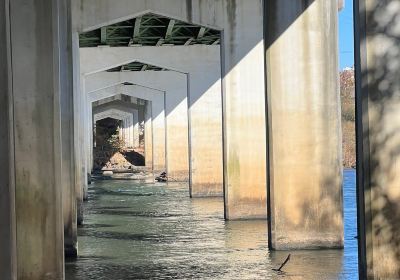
[89,84,166,173]
[80,45,223,197]
[75,0,267,218]
[86,71,189,181]
[266,0,343,249]
[356,0,400,278]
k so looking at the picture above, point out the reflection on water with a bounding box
[65,169,358,280]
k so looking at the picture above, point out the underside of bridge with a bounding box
[0,0,399,279]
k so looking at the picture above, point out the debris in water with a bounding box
[272,254,291,272]
[155,172,168,182]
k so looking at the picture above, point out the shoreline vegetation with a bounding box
[340,67,356,168]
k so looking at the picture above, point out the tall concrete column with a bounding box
[222,0,267,220]
[122,117,128,147]
[120,87,166,173]
[87,98,94,172]
[133,110,140,148]
[0,1,16,278]
[265,0,343,249]
[145,101,153,170]
[59,0,78,258]
[89,85,166,172]
[72,35,87,223]
[6,0,65,278]
[82,82,89,201]
[355,1,400,278]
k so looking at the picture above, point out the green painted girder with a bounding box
[79,13,220,48]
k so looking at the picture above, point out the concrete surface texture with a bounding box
[76,0,267,215]
[6,0,65,278]
[0,0,16,278]
[7,0,394,278]
[356,0,400,278]
[265,0,343,249]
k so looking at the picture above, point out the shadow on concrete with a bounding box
[355,0,400,277]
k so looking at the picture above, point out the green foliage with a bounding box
[340,68,356,168]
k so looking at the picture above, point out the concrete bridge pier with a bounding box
[59,0,78,258]
[355,0,400,278]
[144,101,153,171]
[89,85,167,174]
[1,0,65,278]
[265,0,343,249]
[0,1,16,278]
[80,46,223,197]
[93,107,137,148]
[120,87,166,174]
[85,71,190,181]
[88,98,141,171]
[87,97,94,173]
[71,39,85,225]
[221,0,267,220]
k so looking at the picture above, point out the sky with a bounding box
[339,1,354,70]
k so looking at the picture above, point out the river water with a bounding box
[65,169,358,280]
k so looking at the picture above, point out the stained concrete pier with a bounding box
[355,0,400,278]
[265,0,343,250]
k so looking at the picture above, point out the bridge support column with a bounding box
[137,92,166,175]
[59,0,78,258]
[87,98,94,172]
[133,110,140,148]
[85,71,189,181]
[1,0,65,278]
[72,41,85,225]
[265,0,343,249]
[356,1,400,278]
[0,1,16,278]
[145,101,153,171]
